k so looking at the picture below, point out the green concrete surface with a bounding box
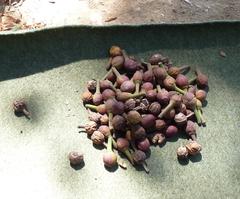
[0,23,239,199]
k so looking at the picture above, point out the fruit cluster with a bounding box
[80,46,208,172]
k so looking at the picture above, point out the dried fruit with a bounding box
[13,100,30,118]
[141,114,156,130]
[176,74,189,88]
[195,90,207,102]
[124,98,136,111]
[98,125,111,138]
[131,124,147,140]
[122,50,138,73]
[100,114,109,125]
[146,89,157,102]
[185,140,202,155]
[158,94,182,118]
[120,80,135,93]
[81,90,93,103]
[127,110,141,125]
[149,53,165,65]
[92,80,103,105]
[165,125,178,138]
[109,46,122,57]
[132,71,143,94]
[112,115,126,131]
[112,67,129,86]
[152,133,166,145]
[85,104,107,114]
[102,89,116,101]
[116,138,134,164]
[176,146,188,159]
[141,82,154,92]
[143,63,154,82]
[155,119,166,131]
[78,121,97,135]
[185,120,197,140]
[174,112,187,126]
[148,102,161,116]
[103,136,117,167]
[195,70,208,88]
[91,130,105,145]
[81,47,209,171]
[87,79,97,93]
[68,151,84,165]
[168,65,190,78]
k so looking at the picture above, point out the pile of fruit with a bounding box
[79,46,208,172]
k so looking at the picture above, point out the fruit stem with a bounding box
[95,80,100,94]
[141,161,150,173]
[190,134,197,141]
[102,68,113,80]
[108,112,114,132]
[107,135,113,152]
[103,142,127,169]
[179,65,190,73]
[194,108,202,125]
[156,84,161,93]
[112,67,121,78]
[198,108,206,125]
[189,77,197,85]
[147,63,152,72]
[85,104,97,111]
[131,92,146,99]
[23,109,30,119]
[158,101,175,118]
[135,82,140,94]
[123,149,134,165]
[174,84,186,94]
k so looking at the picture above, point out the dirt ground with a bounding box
[0,0,240,30]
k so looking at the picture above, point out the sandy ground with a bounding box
[1,0,240,28]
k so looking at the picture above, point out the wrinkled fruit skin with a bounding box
[149,53,165,65]
[68,151,84,165]
[81,91,93,103]
[98,125,111,138]
[103,151,117,167]
[148,102,161,116]
[185,120,196,136]
[174,112,187,126]
[185,141,202,155]
[176,146,188,159]
[84,121,98,135]
[152,133,166,145]
[91,131,105,145]
[124,98,136,111]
